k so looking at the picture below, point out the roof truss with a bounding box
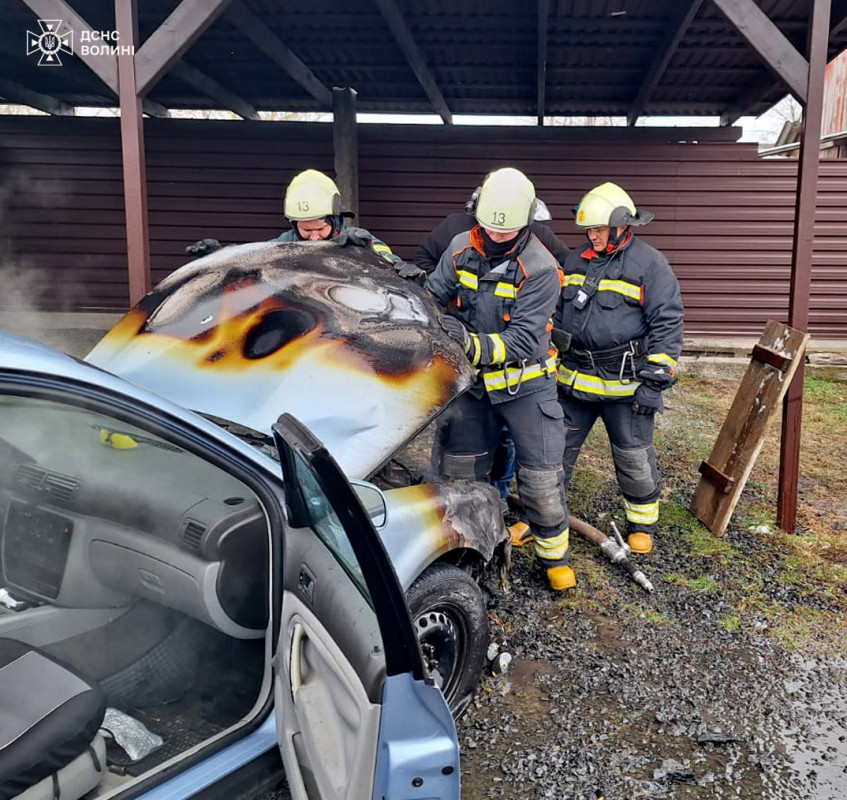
[372,0,452,124]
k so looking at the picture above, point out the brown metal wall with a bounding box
[1,116,846,337]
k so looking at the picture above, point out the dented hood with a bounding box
[86,241,474,479]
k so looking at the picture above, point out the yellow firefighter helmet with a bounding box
[474,167,537,233]
[574,182,654,228]
[284,169,341,221]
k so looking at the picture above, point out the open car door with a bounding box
[272,413,461,800]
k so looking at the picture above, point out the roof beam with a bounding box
[719,2,847,125]
[21,0,118,92]
[0,77,74,114]
[226,3,332,107]
[710,0,808,102]
[627,0,704,126]
[719,70,775,125]
[135,0,234,97]
[537,0,549,125]
[169,60,259,119]
[372,0,451,124]
[141,98,171,118]
[832,0,847,37]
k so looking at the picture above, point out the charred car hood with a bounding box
[87,241,474,479]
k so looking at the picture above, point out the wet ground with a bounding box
[457,533,847,800]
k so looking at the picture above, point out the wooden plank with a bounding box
[0,78,74,115]
[134,0,234,97]
[751,344,792,372]
[689,320,810,536]
[226,3,332,107]
[710,0,808,102]
[697,460,735,494]
[22,0,118,93]
[169,61,259,120]
[372,0,452,124]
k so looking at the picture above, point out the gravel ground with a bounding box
[258,376,847,800]
[458,538,847,800]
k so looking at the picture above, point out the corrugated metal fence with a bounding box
[1,116,845,337]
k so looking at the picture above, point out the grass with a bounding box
[565,372,847,657]
[664,573,720,592]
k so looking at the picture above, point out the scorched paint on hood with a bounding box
[86,240,474,479]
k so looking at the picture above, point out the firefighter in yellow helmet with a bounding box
[553,182,684,556]
[186,169,411,266]
[276,169,406,265]
[427,168,573,591]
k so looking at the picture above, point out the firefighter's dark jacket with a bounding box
[554,234,684,402]
[416,213,569,273]
[427,226,561,404]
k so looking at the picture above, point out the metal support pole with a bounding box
[332,87,359,220]
[115,0,151,306]
[777,0,831,533]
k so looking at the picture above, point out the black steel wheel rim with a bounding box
[414,604,467,700]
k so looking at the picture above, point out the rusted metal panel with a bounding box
[2,115,847,338]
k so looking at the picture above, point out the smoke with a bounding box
[0,154,91,351]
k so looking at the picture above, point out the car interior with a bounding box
[0,394,273,800]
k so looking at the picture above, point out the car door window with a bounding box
[288,447,370,602]
[0,391,272,795]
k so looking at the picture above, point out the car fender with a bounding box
[377,481,510,592]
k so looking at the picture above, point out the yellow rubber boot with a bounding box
[509,521,532,547]
[628,532,653,554]
[546,565,576,591]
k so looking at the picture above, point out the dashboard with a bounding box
[0,398,270,639]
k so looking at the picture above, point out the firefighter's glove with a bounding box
[439,316,487,365]
[335,226,372,249]
[637,368,676,390]
[186,238,222,258]
[440,315,470,349]
[394,260,427,285]
[551,328,572,354]
[633,383,663,416]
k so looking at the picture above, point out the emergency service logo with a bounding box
[26,20,73,66]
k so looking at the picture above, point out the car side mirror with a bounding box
[351,482,387,528]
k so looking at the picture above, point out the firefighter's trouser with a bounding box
[435,382,570,567]
[557,391,661,535]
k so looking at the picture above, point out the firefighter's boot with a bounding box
[509,521,532,546]
[628,531,653,554]
[546,565,576,591]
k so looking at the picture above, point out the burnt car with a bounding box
[0,241,509,800]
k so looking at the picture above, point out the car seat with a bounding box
[0,639,106,800]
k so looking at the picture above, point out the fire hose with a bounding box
[569,516,654,593]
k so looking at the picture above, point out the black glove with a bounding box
[394,260,427,285]
[551,328,572,354]
[440,315,470,351]
[334,226,372,249]
[633,382,663,416]
[185,238,222,258]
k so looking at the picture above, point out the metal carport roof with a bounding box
[2,0,847,124]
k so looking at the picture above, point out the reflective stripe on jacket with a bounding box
[553,235,684,401]
[427,226,561,404]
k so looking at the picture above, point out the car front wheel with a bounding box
[406,562,489,717]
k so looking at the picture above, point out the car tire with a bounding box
[406,562,489,718]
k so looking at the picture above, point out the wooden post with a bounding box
[115,0,150,306]
[777,0,831,533]
[333,87,359,220]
